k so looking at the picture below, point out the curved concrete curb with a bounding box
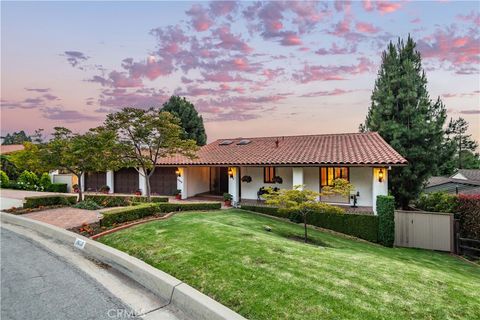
[1,212,246,320]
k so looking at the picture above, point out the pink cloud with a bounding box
[124,56,174,81]
[186,4,213,32]
[293,57,374,83]
[362,0,374,12]
[331,17,351,36]
[411,18,421,24]
[209,1,237,16]
[98,88,169,109]
[280,32,302,46]
[457,11,480,27]
[301,88,356,98]
[418,28,480,74]
[109,71,143,88]
[212,25,252,53]
[355,22,380,34]
[201,71,249,83]
[315,43,357,55]
[376,1,402,13]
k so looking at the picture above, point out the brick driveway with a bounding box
[22,207,101,229]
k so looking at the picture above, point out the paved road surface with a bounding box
[1,227,138,320]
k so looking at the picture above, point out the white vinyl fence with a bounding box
[395,210,454,252]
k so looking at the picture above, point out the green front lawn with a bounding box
[99,210,480,320]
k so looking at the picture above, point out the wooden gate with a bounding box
[394,210,454,252]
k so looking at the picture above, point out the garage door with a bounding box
[84,172,106,192]
[150,167,177,195]
[114,168,139,194]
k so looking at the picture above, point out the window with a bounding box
[320,167,349,186]
[264,167,276,183]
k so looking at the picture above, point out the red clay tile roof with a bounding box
[0,144,25,155]
[156,132,408,166]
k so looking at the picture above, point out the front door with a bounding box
[211,167,229,195]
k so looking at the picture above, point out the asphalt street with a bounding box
[1,227,139,320]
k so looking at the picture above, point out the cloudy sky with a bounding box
[1,1,479,143]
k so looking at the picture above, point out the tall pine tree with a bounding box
[362,36,448,208]
[162,96,207,146]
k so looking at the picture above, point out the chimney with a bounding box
[275,138,279,148]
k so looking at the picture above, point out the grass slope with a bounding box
[99,210,480,320]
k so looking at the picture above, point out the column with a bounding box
[228,167,240,204]
[80,173,85,192]
[292,167,304,190]
[372,167,388,214]
[177,167,188,199]
[138,168,147,196]
[106,171,114,193]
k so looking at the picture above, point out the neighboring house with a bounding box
[425,169,480,195]
[79,132,407,213]
[0,144,25,155]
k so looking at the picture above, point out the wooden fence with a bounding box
[394,210,454,252]
[454,220,480,259]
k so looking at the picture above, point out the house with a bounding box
[425,169,480,195]
[79,132,407,214]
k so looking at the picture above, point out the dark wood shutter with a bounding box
[114,168,139,194]
[149,167,178,195]
[84,172,106,192]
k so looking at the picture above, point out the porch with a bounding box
[176,165,388,214]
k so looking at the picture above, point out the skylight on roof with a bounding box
[237,139,251,145]
[219,140,233,145]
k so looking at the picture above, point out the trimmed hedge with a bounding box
[47,183,68,193]
[377,195,395,247]
[241,204,378,243]
[456,195,480,240]
[101,202,222,227]
[415,192,459,213]
[24,195,77,209]
[84,194,169,207]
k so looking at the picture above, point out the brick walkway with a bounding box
[22,207,101,229]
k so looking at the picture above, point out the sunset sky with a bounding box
[1,1,479,143]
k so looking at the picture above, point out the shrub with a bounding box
[84,194,169,208]
[73,199,103,210]
[99,185,110,193]
[101,202,222,227]
[377,195,395,247]
[242,204,378,242]
[39,173,52,190]
[24,195,77,209]
[0,170,9,187]
[47,183,68,193]
[456,195,480,240]
[17,170,39,190]
[415,192,459,213]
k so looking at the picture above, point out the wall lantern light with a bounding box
[378,169,384,183]
[175,168,181,177]
[228,167,234,179]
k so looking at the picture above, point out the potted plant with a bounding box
[134,189,142,196]
[273,176,283,184]
[241,175,252,183]
[99,185,110,194]
[72,184,79,193]
[223,193,233,207]
[174,189,182,200]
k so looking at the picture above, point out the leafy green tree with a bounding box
[40,127,122,201]
[104,107,198,200]
[361,36,448,208]
[0,155,19,180]
[8,142,45,175]
[1,131,31,145]
[264,181,351,243]
[162,96,207,146]
[445,117,479,169]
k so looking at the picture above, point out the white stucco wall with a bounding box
[228,167,240,203]
[372,167,389,214]
[349,167,373,207]
[138,168,147,195]
[303,167,320,193]
[184,166,210,198]
[106,171,114,193]
[52,174,74,193]
[239,167,293,200]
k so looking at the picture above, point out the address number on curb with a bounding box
[74,238,86,250]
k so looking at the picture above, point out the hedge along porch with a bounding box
[160,132,407,214]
